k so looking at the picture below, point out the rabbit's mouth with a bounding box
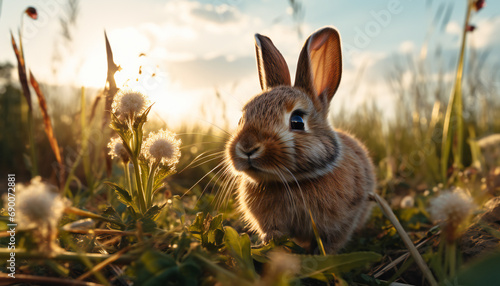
[236,160,297,183]
[243,167,283,183]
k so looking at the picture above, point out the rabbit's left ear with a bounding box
[294,27,342,107]
[255,34,291,90]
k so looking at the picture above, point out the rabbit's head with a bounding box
[227,27,343,183]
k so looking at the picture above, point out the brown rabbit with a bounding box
[225,27,376,253]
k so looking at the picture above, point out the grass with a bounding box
[1,2,500,285]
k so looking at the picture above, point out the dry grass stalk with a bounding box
[29,71,64,184]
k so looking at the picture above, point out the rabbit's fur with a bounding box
[226,27,376,253]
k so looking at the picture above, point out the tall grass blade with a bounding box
[308,209,326,256]
[440,1,472,184]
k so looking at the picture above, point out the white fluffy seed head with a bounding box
[262,251,301,284]
[429,189,475,242]
[108,137,129,162]
[111,90,150,121]
[7,177,69,236]
[142,129,181,166]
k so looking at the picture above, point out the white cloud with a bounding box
[469,16,500,49]
[445,21,461,35]
[398,40,414,54]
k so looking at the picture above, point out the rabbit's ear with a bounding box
[294,27,342,106]
[255,34,291,90]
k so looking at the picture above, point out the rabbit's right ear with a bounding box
[294,27,342,111]
[255,34,291,90]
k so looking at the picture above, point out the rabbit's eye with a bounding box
[290,110,305,131]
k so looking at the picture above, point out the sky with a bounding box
[0,0,499,127]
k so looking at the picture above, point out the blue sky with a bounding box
[0,0,499,125]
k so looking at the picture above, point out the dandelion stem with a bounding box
[145,161,159,209]
[131,156,147,214]
[123,161,133,197]
[448,241,457,279]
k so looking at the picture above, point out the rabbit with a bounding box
[225,27,376,254]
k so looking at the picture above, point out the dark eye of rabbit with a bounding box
[290,110,305,131]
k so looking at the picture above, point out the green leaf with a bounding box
[296,251,382,279]
[188,212,205,235]
[153,166,175,192]
[110,113,131,137]
[223,226,257,281]
[144,204,164,222]
[456,252,500,286]
[134,104,153,130]
[188,213,225,251]
[104,181,133,207]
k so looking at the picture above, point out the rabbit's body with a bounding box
[226,27,376,253]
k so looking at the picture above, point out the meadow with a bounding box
[1,1,500,285]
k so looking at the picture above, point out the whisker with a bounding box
[188,154,225,170]
[176,132,229,141]
[217,161,238,208]
[210,165,231,206]
[199,162,228,201]
[178,150,224,173]
[181,160,225,198]
[214,164,236,211]
[282,166,308,212]
[180,141,226,150]
[225,175,239,211]
[275,168,298,222]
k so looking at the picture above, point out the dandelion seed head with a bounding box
[263,251,301,283]
[429,189,475,242]
[142,129,181,166]
[108,137,129,162]
[7,177,69,235]
[111,90,150,120]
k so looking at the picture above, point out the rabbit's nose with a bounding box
[243,146,260,157]
[236,143,262,158]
